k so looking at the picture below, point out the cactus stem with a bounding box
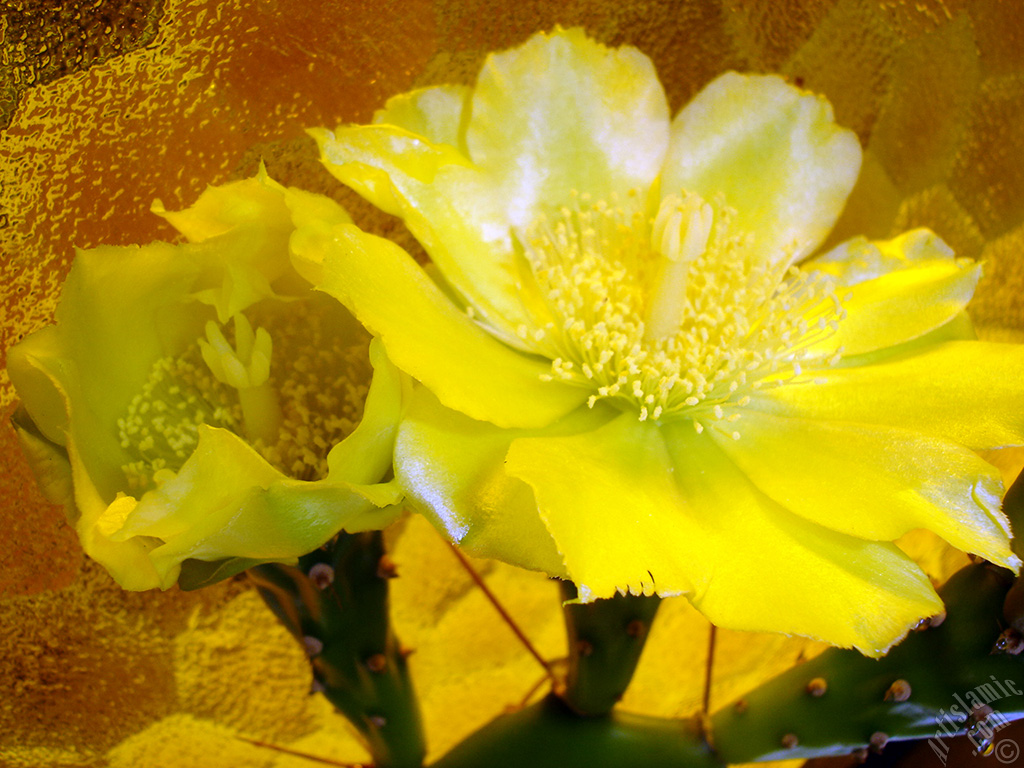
[559,581,661,716]
[251,532,426,768]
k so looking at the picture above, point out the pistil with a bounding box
[199,314,282,445]
[643,192,714,342]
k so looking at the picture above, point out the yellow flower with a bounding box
[308,28,1023,654]
[9,172,405,591]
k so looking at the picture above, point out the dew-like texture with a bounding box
[2,0,1024,763]
[0,0,165,130]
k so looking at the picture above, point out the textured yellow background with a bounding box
[2,1,1023,766]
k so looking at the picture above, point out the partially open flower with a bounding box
[308,28,1024,655]
[9,172,405,590]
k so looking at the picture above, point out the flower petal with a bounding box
[8,242,208,501]
[324,338,406,485]
[313,124,532,341]
[465,27,669,228]
[661,72,861,267]
[394,386,580,576]
[505,414,943,654]
[374,84,471,149]
[806,230,982,356]
[753,341,1024,450]
[707,411,1017,568]
[117,426,397,588]
[309,220,587,428]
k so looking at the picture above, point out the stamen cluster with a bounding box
[118,298,371,490]
[518,191,845,430]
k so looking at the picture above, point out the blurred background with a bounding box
[2,1,1023,766]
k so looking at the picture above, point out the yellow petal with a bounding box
[753,341,1024,450]
[465,27,669,229]
[324,338,406,485]
[313,124,532,342]
[117,426,395,588]
[395,386,577,576]
[707,411,1017,568]
[311,221,587,428]
[662,72,861,267]
[374,84,471,148]
[505,414,942,655]
[806,229,982,355]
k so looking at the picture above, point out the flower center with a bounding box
[517,190,845,430]
[118,296,372,491]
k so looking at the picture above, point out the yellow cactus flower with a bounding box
[8,172,405,591]
[309,28,1023,655]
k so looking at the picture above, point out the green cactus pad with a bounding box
[431,694,721,768]
[711,562,1024,763]
[251,531,426,768]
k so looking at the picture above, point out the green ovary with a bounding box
[118,297,371,492]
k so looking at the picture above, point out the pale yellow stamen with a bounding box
[118,299,372,491]
[518,189,845,430]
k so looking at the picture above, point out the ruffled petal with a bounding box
[8,243,208,501]
[313,124,532,340]
[465,27,669,229]
[707,411,1017,568]
[115,426,399,588]
[752,341,1024,450]
[505,414,696,601]
[805,230,981,356]
[506,414,943,654]
[661,72,861,268]
[324,338,406,485]
[309,220,588,428]
[394,386,587,576]
[374,84,471,149]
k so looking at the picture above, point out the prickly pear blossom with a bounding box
[8,172,404,590]
[309,28,1024,654]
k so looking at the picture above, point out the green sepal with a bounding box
[559,580,661,715]
[430,694,721,768]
